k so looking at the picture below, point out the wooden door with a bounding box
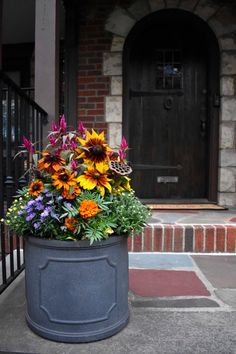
[124,12,219,201]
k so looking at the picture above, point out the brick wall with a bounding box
[77,7,112,135]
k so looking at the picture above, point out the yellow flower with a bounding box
[51,170,78,191]
[77,129,112,167]
[77,164,112,196]
[79,200,101,219]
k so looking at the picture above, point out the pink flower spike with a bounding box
[51,121,58,132]
[70,140,77,150]
[49,135,56,146]
[23,136,35,154]
[119,149,126,161]
[120,137,128,151]
[59,115,67,131]
[78,121,86,137]
[62,143,67,150]
[71,160,77,171]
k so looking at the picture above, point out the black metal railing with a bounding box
[0,71,48,294]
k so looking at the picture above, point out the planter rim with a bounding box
[26,234,128,250]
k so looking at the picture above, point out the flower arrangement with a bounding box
[2,116,150,244]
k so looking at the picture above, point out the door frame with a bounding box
[123,9,220,203]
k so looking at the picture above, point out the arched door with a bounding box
[123,10,219,202]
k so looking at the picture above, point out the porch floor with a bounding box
[1,252,236,354]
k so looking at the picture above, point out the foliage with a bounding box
[1,116,151,244]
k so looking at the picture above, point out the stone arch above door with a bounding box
[103,0,236,206]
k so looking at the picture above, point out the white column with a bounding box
[35,0,60,133]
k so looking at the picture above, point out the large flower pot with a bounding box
[24,235,129,342]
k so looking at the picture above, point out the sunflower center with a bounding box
[93,173,100,180]
[48,155,59,162]
[91,144,103,155]
[60,174,69,182]
[32,185,40,191]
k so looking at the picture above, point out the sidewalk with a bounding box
[0,253,236,354]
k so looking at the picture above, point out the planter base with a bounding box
[26,311,129,343]
[25,236,129,343]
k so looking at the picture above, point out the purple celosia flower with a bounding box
[78,121,86,138]
[59,115,67,131]
[23,136,35,154]
[51,121,58,132]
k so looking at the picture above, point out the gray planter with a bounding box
[24,235,129,342]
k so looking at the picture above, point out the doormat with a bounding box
[146,204,226,210]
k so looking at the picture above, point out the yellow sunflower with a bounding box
[29,180,44,197]
[51,170,78,191]
[77,129,112,166]
[38,150,66,173]
[77,164,112,196]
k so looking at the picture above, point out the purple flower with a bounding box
[36,195,43,202]
[35,202,44,211]
[33,222,41,229]
[47,200,54,205]
[26,213,36,221]
[40,207,52,220]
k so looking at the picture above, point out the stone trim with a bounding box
[128,224,236,253]
[103,0,236,206]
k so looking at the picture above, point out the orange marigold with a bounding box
[29,180,44,197]
[64,217,78,232]
[79,200,101,219]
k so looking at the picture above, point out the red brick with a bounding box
[127,236,132,252]
[205,227,215,252]
[78,109,86,116]
[143,227,152,252]
[226,226,236,252]
[96,103,104,109]
[154,227,163,251]
[216,226,226,252]
[87,109,104,115]
[87,84,107,90]
[97,90,109,96]
[173,226,183,252]
[88,97,104,102]
[163,227,173,252]
[78,77,96,83]
[133,234,142,252]
[194,226,204,252]
[79,90,96,96]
